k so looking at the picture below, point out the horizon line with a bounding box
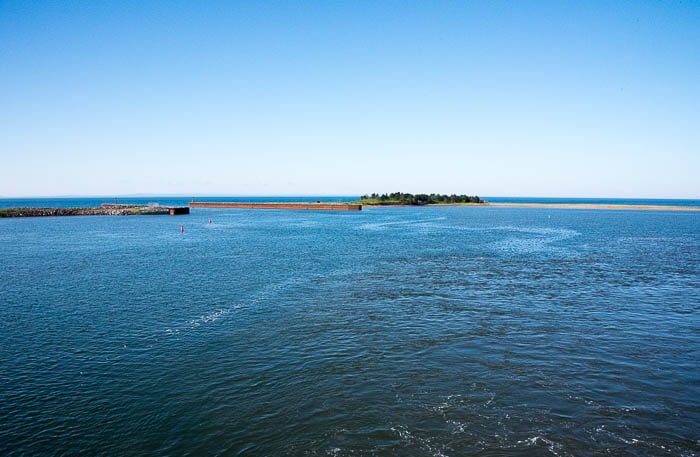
[1,194,698,200]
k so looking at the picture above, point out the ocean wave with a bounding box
[164,304,241,335]
[516,435,569,457]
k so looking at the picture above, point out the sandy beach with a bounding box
[487,203,700,211]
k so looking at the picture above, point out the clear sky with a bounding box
[1,1,698,198]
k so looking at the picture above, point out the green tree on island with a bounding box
[358,192,483,205]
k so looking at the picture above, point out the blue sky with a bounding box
[1,1,698,198]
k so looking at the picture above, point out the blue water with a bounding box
[1,202,698,456]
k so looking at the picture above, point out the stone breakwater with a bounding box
[0,204,189,218]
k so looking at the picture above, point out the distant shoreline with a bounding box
[486,202,700,211]
[2,198,698,213]
[360,202,699,211]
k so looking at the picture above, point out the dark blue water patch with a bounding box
[1,206,698,456]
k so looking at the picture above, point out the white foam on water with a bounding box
[163,271,316,338]
[428,394,466,415]
[164,304,242,336]
[488,226,580,255]
[446,419,466,434]
[390,425,450,457]
[189,306,239,327]
[516,435,569,457]
[593,424,650,449]
[358,217,447,231]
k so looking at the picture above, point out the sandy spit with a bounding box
[486,203,700,211]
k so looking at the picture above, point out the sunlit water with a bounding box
[1,204,698,456]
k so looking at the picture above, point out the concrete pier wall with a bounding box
[189,202,362,211]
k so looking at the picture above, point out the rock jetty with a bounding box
[0,204,189,218]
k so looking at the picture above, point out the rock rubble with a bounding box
[0,206,173,217]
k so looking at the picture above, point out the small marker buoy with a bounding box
[180,224,184,233]
[209,218,212,224]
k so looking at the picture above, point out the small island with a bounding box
[357,192,484,206]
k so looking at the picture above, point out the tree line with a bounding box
[360,192,483,205]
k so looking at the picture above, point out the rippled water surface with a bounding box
[1,205,698,456]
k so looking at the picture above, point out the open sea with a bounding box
[1,198,698,456]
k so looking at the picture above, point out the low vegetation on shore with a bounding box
[357,192,484,206]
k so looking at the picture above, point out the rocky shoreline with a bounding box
[0,204,188,218]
